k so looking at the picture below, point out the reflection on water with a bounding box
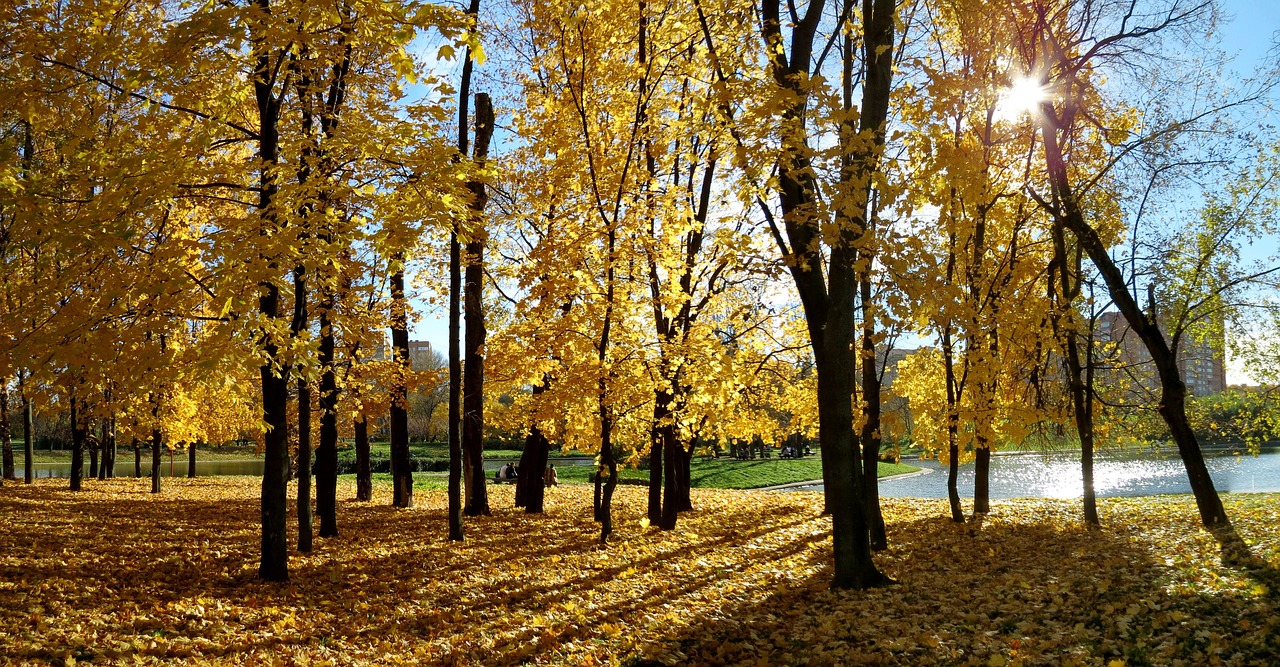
[27,459,265,479]
[875,447,1280,499]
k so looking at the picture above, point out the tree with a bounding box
[709,0,897,587]
[1010,0,1256,529]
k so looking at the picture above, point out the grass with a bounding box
[343,456,918,492]
[23,443,918,491]
[553,456,918,489]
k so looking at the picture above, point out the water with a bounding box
[28,458,265,479]
[799,447,1280,498]
[27,455,598,479]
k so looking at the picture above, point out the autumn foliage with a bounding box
[2,479,1277,666]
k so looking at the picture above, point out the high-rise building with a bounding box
[1096,311,1225,397]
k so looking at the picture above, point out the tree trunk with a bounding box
[150,427,162,494]
[943,330,965,524]
[449,0,482,539]
[1,382,13,481]
[296,379,313,552]
[660,423,680,529]
[462,92,494,518]
[294,260,313,551]
[70,397,85,491]
[1081,335,1099,527]
[88,436,99,480]
[354,414,372,501]
[596,217,618,544]
[316,304,340,538]
[753,0,894,588]
[647,391,669,526]
[973,445,990,515]
[678,443,693,512]
[515,380,550,513]
[461,233,489,517]
[253,0,291,581]
[100,421,112,480]
[388,263,413,508]
[860,276,887,550]
[134,440,141,479]
[187,442,196,478]
[598,419,619,544]
[1040,113,1228,528]
[22,377,33,484]
[515,423,550,513]
[449,220,465,534]
[1048,220,1100,527]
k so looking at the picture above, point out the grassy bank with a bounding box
[553,457,918,489]
[345,456,919,492]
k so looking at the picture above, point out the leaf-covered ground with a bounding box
[0,479,1276,666]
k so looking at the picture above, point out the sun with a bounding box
[995,76,1048,122]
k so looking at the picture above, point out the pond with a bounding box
[25,455,599,479]
[27,458,267,479]
[796,446,1280,498]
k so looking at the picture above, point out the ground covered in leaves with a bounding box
[1,479,1276,666]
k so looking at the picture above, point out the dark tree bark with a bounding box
[1048,217,1100,527]
[1040,109,1228,528]
[88,437,99,479]
[388,263,413,508]
[1,382,14,481]
[100,421,112,480]
[646,396,665,526]
[660,420,679,529]
[292,248,313,550]
[943,328,965,524]
[448,220,464,536]
[296,26,351,542]
[150,427,162,494]
[70,397,85,491]
[296,378,313,552]
[185,442,195,478]
[678,444,693,511]
[133,440,141,479]
[973,447,990,515]
[315,301,340,537]
[447,0,484,540]
[515,380,551,513]
[22,375,33,484]
[860,278,887,550]
[462,93,495,518]
[595,219,619,543]
[252,0,291,581]
[354,414,372,501]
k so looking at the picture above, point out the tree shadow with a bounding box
[2,483,1276,666]
[620,501,1280,666]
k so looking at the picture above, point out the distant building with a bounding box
[880,347,915,387]
[1096,311,1225,397]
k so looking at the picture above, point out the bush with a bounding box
[334,457,451,475]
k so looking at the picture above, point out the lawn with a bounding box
[343,456,916,493]
[1,478,1276,666]
[554,456,918,489]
